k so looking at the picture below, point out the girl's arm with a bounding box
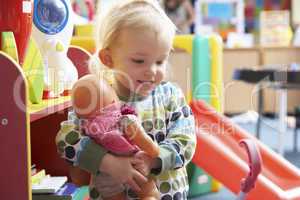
[56,111,108,174]
[153,82,196,174]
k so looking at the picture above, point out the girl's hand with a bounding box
[99,153,147,192]
[133,151,153,176]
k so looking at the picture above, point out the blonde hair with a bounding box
[89,0,176,79]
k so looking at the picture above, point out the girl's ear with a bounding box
[99,49,113,68]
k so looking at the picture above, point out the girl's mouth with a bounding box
[137,80,154,84]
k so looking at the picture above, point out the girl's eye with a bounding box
[156,60,164,66]
[132,59,144,64]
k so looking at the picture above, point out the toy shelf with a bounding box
[29,96,71,122]
[0,46,91,200]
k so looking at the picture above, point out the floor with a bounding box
[189,117,300,200]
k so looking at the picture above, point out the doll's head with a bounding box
[92,0,176,98]
[72,75,119,118]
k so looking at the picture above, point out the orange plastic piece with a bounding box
[190,100,300,200]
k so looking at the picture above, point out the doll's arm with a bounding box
[121,115,159,158]
[121,115,161,199]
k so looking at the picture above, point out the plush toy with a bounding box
[71,75,160,200]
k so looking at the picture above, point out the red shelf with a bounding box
[29,96,72,122]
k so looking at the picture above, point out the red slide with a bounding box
[190,100,300,200]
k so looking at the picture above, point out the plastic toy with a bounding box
[44,39,78,97]
[173,34,224,197]
[0,0,33,65]
[22,38,45,104]
[32,0,78,98]
[209,35,223,112]
[236,139,262,200]
[173,34,194,53]
[0,0,44,104]
[67,45,92,78]
[1,32,19,62]
[70,77,160,199]
[191,100,300,200]
[192,35,211,103]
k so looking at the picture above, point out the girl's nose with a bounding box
[144,65,157,77]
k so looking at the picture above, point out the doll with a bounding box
[71,75,160,200]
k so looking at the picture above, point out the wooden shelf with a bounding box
[29,96,72,122]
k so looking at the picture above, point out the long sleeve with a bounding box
[154,83,196,174]
[55,111,108,175]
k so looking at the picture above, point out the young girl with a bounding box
[56,0,196,199]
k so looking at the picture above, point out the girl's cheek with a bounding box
[155,69,165,83]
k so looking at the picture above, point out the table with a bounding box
[233,68,300,155]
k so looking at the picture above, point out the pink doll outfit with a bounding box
[81,102,141,198]
[82,102,139,155]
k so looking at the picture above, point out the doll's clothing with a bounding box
[82,102,139,155]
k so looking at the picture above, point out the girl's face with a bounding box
[108,28,172,97]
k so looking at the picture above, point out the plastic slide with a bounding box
[192,35,211,103]
[209,35,223,112]
[191,100,300,200]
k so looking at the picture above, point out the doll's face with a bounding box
[72,76,119,118]
[97,79,119,111]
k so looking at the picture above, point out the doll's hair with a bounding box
[89,0,176,79]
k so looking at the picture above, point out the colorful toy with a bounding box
[70,77,160,199]
[173,34,194,53]
[22,38,45,104]
[71,23,95,53]
[236,139,262,200]
[189,34,224,197]
[32,0,78,98]
[191,100,300,200]
[0,0,33,65]
[67,45,92,78]
[209,35,223,112]
[0,1,43,103]
[172,34,224,197]
[192,35,211,103]
[1,32,19,62]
